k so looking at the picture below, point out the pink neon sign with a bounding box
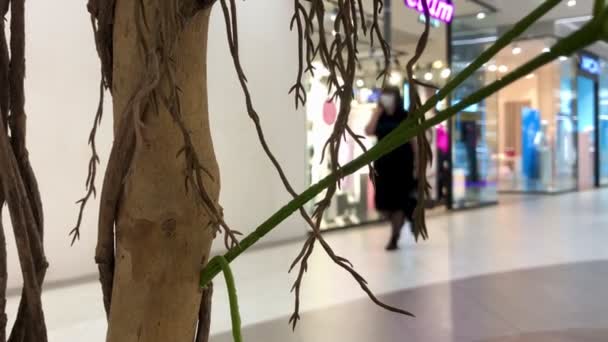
[405,0,454,24]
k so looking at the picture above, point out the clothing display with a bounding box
[521,107,541,182]
[306,80,380,229]
[436,124,450,202]
[460,119,480,184]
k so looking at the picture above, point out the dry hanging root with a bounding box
[219,0,432,329]
[405,0,432,241]
[0,0,49,341]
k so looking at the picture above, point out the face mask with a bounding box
[380,94,396,114]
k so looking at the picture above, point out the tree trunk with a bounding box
[106,2,218,341]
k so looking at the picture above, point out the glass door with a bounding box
[576,74,597,189]
[599,60,608,186]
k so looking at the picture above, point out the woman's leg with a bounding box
[386,210,405,250]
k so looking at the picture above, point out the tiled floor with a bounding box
[6,189,608,341]
[212,262,608,342]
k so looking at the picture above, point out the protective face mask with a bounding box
[380,94,396,114]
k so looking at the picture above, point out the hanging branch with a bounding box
[69,0,116,246]
[0,128,47,342]
[0,0,49,340]
[0,2,10,337]
[0,192,6,342]
[405,0,432,241]
[287,0,408,327]
[195,282,213,342]
[217,0,413,329]
[70,74,104,245]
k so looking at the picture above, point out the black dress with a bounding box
[373,109,417,216]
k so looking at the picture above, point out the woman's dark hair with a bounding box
[381,85,402,101]
[378,85,407,118]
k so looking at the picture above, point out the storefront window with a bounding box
[599,60,608,186]
[306,77,446,229]
[554,54,578,191]
[449,13,499,208]
[576,72,597,190]
[306,74,380,229]
[305,1,451,228]
[492,38,577,193]
[449,14,605,197]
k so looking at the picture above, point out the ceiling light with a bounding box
[542,47,551,53]
[356,79,365,87]
[476,12,486,20]
[424,72,433,81]
[432,60,444,69]
[498,65,508,73]
[389,71,402,85]
[440,68,451,79]
[512,46,522,55]
[559,56,568,61]
[567,0,576,7]
[488,64,498,72]
[525,74,535,79]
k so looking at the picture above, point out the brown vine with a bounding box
[0,0,48,340]
[405,0,432,241]
[218,0,417,329]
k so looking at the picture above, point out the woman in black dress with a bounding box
[365,86,417,250]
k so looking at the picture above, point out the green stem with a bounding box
[595,0,605,17]
[216,256,243,342]
[201,4,605,287]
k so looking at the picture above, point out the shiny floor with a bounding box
[213,261,608,342]
[6,189,608,341]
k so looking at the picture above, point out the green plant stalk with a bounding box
[201,6,605,287]
[216,256,243,342]
[595,0,605,17]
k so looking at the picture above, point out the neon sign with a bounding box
[404,0,454,24]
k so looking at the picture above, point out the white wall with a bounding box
[3,0,306,290]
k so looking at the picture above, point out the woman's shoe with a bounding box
[385,235,399,251]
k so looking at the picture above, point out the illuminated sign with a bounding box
[405,0,454,24]
[579,54,600,75]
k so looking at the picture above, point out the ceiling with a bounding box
[482,0,595,25]
[322,0,605,83]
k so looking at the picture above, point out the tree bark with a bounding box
[0,193,6,342]
[106,2,218,341]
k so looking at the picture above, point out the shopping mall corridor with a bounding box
[7,189,608,341]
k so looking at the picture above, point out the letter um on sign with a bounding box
[405,0,454,24]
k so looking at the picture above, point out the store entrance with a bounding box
[576,74,598,189]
